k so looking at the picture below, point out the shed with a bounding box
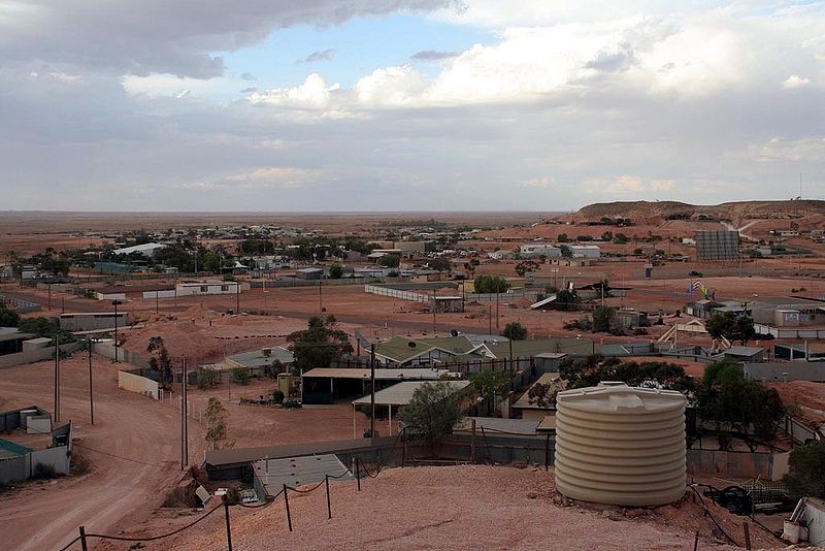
[351,380,471,438]
[251,454,352,501]
[301,367,449,404]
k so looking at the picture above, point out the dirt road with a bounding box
[0,355,203,551]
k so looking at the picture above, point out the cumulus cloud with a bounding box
[248,73,340,109]
[355,65,426,105]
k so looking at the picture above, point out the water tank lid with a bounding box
[557,384,685,414]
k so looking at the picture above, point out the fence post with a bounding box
[743,523,751,550]
[356,459,361,491]
[283,484,293,532]
[544,434,550,471]
[693,530,699,551]
[470,419,476,464]
[223,495,233,551]
[79,526,88,551]
[325,475,332,520]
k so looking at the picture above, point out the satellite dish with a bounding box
[450,329,459,337]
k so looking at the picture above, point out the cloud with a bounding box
[300,49,337,63]
[410,50,459,61]
[0,0,461,78]
[248,73,340,109]
[782,75,810,89]
[241,72,257,81]
[355,65,426,105]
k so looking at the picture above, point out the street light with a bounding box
[112,299,122,362]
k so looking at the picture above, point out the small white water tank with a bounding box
[555,382,687,507]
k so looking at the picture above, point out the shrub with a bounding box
[32,463,58,479]
[230,367,250,385]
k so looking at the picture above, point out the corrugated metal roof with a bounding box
[454,417,540,436]
[228,346,294,368]
[486,338,594,358]
[252,454,352,497]
[352,380,471,407]
[302,368,448,380]
[512,373,561,409]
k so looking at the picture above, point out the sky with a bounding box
[1,0,823,212]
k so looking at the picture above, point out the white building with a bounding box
[568,245,601,258]
[175,280,246,296]
[519,244,561,258]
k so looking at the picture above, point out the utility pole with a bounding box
[88,338,95,425]
[235,281,240,315]
[181,357,189,470]
[370,344,376,439]
[54,334,60,423]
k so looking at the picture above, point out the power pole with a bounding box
[88,338,95,425]
[370,344,376,439]
[54,335,60,423]
[181,357,189,470]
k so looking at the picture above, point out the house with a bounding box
[722,346,766,363]
[301,367,449,404]
[519,244,561,258]
[351,380,471,437]
[175,280,245,296]
[295,268,323,280]
[0,328,38,356]
[59,312,128,332]
[567,245,601,259]
[112,243,167,257]
[225,346,295,377]
[511,373,563,422]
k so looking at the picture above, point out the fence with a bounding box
[0,293,41,314]
[364,284,430,303]
[0,341,85,369]
[57,456,382,551]
[118,370,160,399]
[0,421,72,484]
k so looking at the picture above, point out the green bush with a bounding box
[271,389,285,404]
[230,367,251,385]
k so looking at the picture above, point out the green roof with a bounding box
[485,338,595,358]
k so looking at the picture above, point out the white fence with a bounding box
[118,370,159,400]
[364,285,430,303]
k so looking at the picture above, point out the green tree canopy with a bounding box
[697,359,785,450]
[470,370,511,404]
[0,304,20,327]
[147,336,173,388]
[784,441,825,498]
[328,263,343,279]
[501,321,528,340]
[397,381,465,453]
[705,312,756,345]
[286,315,354,371]
[474,275,509,294]
[515,260,539,277]
[379,254,401,268]
[591,305,614,333]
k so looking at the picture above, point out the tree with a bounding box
[0,304,20,327]
[204,397,230,450]
[697,359,785,451]
[528,380,566,409]
[553,289,579,312]
[591,306,614,333]
[397,381,465,454]
[470,370,510,405]
[147,336,173,388]
[515,260,539,277]
[379,254,400,268]
[784,441,825,498]
[559,244,573,258]
[328,263,343,279]
[286,315,354,371]
[557,233,569,243]
[706,312,756,345]
[501,322,528,340]
[473,275,508,294]
[18,317,75,343]
[429,257,451,274]
[230,366,251,385]
[196,366,220,389]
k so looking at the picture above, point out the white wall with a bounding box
[118,370,159,399]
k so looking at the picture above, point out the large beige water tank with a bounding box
[554,382,686,507]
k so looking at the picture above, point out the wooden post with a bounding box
[544,433,550,471]
[470,419,477,464]
[356,458,361,491]
[693,531,699,551]
[283,484,293,532]
[743,523,751,550]
[79,526,88,551]
[325,475,332,519]
[223,495,233,551]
